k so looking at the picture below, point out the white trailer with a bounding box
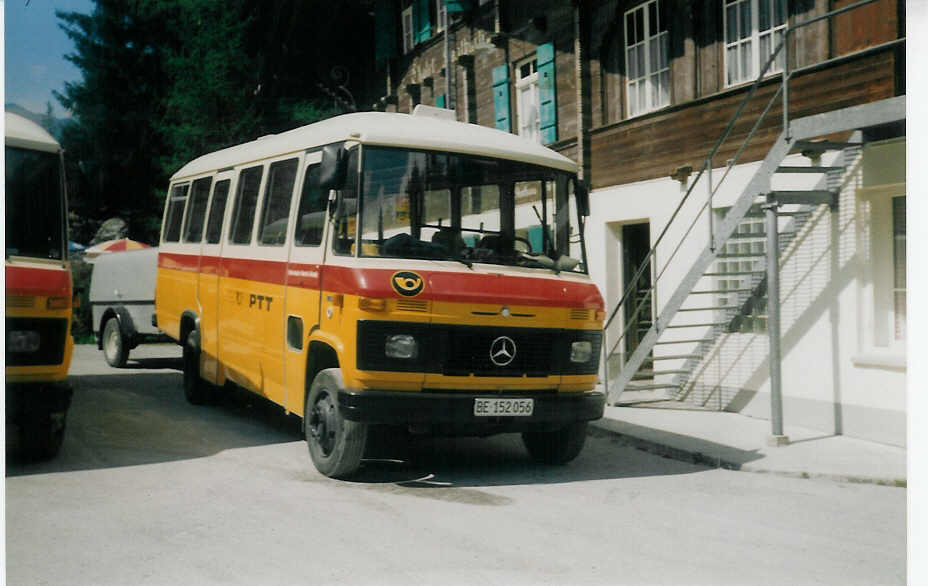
[89,247,163,367]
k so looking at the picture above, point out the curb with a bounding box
[587,423,907,488]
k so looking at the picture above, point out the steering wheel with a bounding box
[514,235,532,254]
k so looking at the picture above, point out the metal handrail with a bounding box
[603,0,883,375]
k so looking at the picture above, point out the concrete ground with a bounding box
[4,344,907,585]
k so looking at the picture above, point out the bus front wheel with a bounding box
[304,368,367,478]
[522,422,588,465]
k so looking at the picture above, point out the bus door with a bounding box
[197,170,234,385]
[245,154,302,406]
[283,151,326,414]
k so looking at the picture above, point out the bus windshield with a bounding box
[354,146,586,273]
[5,146,65,260]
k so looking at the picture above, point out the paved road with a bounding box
[6,345,906,585]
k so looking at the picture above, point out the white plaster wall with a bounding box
[588,142,906,446]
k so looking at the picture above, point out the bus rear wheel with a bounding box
[304,368,367,478]
[182,331,211,405]
[522,422,588,465]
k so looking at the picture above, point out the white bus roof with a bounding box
[4,111,61,153]
[171,110,577,180]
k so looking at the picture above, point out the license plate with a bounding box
[473,398,534,417]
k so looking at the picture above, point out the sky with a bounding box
[4,0,95,116]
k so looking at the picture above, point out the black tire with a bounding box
[182,331,211,405]
[522,422,588,465]
[20,410,66,461]
[304,368,367,478]
[102,317,129,368]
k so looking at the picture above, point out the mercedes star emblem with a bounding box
[490,336,517,367]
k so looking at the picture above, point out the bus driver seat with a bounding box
[431,228,465,257]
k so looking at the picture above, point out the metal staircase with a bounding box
[601,1,905,408]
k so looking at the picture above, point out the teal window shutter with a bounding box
[537,42,557,145]
[435,94,446,108]
[445,0,471,13]
[415,0,431,43]
[374,0,397,65]
[492,64,511,132]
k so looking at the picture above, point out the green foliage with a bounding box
[55,0,377,246]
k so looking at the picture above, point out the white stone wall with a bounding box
[588,139,906,446]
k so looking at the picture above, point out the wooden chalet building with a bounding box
[372,0,906,446]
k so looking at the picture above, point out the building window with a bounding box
[724,0,787,86]
[435,0,447,33]
[516,57,540,143]
[892,196,905,341]
[625,0,669,117]
[402,6,414,53]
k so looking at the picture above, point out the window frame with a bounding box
[515,56,540,143]
[228,165,265,245]
[723,0,787,87]
[162,183,190,243]
[257,157,300,247]
[204,177,232,245]
[624,0,670,117]
[294,163,327,248]
[402,5,414,53]
[182,176,213,244]
[435,0,447,33]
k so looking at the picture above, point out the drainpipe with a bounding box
[444,13,454,110]
[574,1,590,183]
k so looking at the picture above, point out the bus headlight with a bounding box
[9,330,40,353]
[570,340,593,363]
[385,334,418,359]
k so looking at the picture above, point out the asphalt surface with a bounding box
[5,344,907,585]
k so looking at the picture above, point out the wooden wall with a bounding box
[589,48,898,190]
[387,0,902,191]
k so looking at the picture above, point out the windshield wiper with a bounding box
[444,255,473,269]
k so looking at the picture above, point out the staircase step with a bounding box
[775,165,844,174]
[717,253,766,259]
[636,369,691,377]
[768,190,837,207]
[654,338,714,345]
[665,322,728,329]
[792,139,861,154]
[690,289,753,295]
[651,354,703,360]
[622,383,681,392]
[677,305,737,312]
[703,271,765,276]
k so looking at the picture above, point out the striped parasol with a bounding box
[83,238,151,258]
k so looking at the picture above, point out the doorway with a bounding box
[622,223,652,361]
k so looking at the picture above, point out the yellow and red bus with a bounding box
[156,106,604,477]
[5,111,75,459]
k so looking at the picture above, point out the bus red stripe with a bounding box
[6,264,71,297]
[157,252,603,309]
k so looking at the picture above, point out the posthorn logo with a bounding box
[489,336,517,367]
[391,271,425,297]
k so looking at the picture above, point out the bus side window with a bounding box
[205,179,231,244]
[229,166,263,244]
[294,164,325,247]
[182,176,213,243]
[163,183,190,243]
[258,158,299,246]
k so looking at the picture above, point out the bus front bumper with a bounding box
[337,389,605,432]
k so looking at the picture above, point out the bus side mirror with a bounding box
[320,144,348,191]
[574,180,590,217]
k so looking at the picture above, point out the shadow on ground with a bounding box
[8,368,718,488]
